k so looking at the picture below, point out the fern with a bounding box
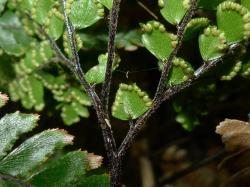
[0,93,109,186]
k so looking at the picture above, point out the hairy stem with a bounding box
[101,0,122,113]
[61,0,118,173]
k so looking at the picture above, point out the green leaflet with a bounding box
[72,102,90,118]
[8,75,44,111]
[112,83,152,120]
[27,76,44,111]
[70,0,104,29]
[45,12,64,40]
[85,53,121,84]
[0,129,73,177]
[199,26,227,61]
[16,0,33,11]
[166,58,194,85]
[184,18,210,40]
[241,0,250,10]
[176,112,200,131]
[97,0,113,10]
[0,11,33,56]
[29,151,88,187]
[159,0,189,25]
[141,21,177,60]
[0,92,8,108]
[0,112,38,159]
[31,0,54,24]
[0,102,109,185]
[217,2,250,43]
[61,103,80,125]
[70,87,91,106]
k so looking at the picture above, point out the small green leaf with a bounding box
[217,2,250,43]
[184,18,210,40]
[0,112,38,159]
[16,0,33,11]
[30,151,87,187]
[0,11,33,56]
[61,104,80,125]
[70,87,92,106]
[97,0,113,10]
[159,0,189,25]
[112,83,152,120]
[46,14,64,40]
[27,76,45,111]
[0,92,8,108]
[70,0,103,29]
[166,58,194,85]
[241,0,250,11]
[0,129,73,177]
[176,112,200,131]
[199,26,227,61]
[85,53,120,84]
[32,0,54,24]
[141,21,177,60]
[72,102,90,118]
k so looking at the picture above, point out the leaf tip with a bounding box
[86,153,103,170]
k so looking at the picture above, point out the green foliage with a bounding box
[112,83,152,120]
[0,0,249,130]
[217,2,250,43]
[85,53,121,84]
[184,17,210,40]
[139,0,250,130]
[167,58,194,85]
[159,0,189,25]
[141,21,177,60]
[0,0,145,125]
[199,26,227,61]
[69,0,104,29]
[0,11,33,56]
[0,93,109,186]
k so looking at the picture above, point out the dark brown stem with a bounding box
[101,0,122,113]
[110,155,122,187]
[61,0,118,174]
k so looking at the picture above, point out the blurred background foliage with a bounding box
[0,0,249,186]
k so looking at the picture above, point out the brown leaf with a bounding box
[216,119,250,151]
[86,152,103,170]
